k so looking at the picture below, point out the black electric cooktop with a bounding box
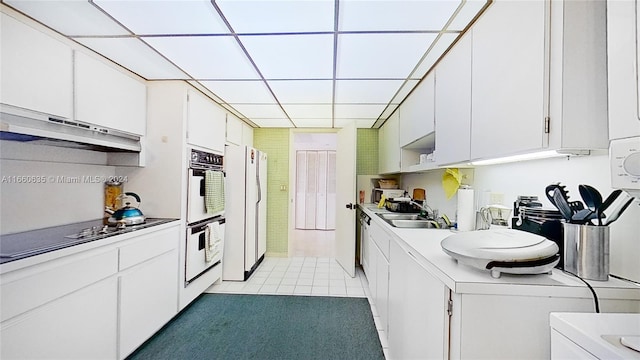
[0,218,177,265]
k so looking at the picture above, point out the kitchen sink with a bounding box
[386,219,440,228]
[376,213,440,228]
[376,213,424,221]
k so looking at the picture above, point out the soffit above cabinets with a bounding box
[2,0,490,129]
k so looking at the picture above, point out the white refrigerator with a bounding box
[223,145,267,281]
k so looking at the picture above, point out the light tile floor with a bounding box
[205,256,389,358]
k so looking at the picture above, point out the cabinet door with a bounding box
[0,277,118,360]
[75,51,147,135]
[378,111,400,174]
[119,249,179,359]
[399,72,435,147]
[226,113,244,145]
[388,240,448,360]
[0,13,73,119]
[470,0,547,159]
[435,32,472,165]
[375,247,389,339]
[187,89,226,153]
[607,0,640,139]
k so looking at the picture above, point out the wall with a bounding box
[357,129,378,175]
[253,129,290,256]
[0,141,116,234]
[401,154,640,283]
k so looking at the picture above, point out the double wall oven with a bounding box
[185,148,225,286]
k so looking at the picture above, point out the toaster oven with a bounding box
[371,188,405,203]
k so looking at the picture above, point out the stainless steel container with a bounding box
[563,223,610,281]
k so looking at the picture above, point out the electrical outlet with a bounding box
[490,193,504,205]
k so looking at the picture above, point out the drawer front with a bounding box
[119,226,179,271]
[370,221,390,260]
[1,248,118,322]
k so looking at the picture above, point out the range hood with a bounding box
[0,105,141,152]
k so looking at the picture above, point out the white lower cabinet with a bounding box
[388,239,448,360]
[367,220,390,340]
[119,249,178,359]
[0,224,180,360]
[1,276,118,359]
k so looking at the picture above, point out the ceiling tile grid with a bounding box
[1,0,489,128]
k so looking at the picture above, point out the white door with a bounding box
[335,122,357,277]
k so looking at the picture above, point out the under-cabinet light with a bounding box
[470,150,588,166]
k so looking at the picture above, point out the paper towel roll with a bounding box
[457,187,475,231]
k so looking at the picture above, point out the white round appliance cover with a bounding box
[440,229,559,277]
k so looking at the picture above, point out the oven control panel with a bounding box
[190,149,223,168]
[610,136,640,192]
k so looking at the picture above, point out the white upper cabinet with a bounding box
[607,0,640,140]
[75,52,147,136]
[226,113,244,146]
[186,89,226,153]
[378,110,401,174]
[0,13,73,119]
[470,0,547,160]
[399,72,435,148]
[470,0,608,161]
[435,32,472,166]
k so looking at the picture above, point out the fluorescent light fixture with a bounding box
[470,150,584,166]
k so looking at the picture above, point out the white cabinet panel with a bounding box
[226,113,244,145]
[399,72,435,147]
[1,248,118,322]
[187,89,226,153]
[119,249,179,359]
[470,0,546,160]
[435,32,472,165]
[0,13,73,119]
[470,0,607,161]
[0,277,118,360]
[378,111,400,174]
[75,52,146,136]
[388,239,448,359]
[607,0,640,139]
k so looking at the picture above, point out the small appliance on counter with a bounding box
[512,195,565,269]
[440,228,560,278]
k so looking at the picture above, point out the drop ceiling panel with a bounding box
[334,104,387,119]
[336,33,438,78]
[252,118,296,127]
[282,104,332,119]
[293,119,334,128]
[200,80,275,104]
[268,80,333,103]
[94,0,229,35]
[2,0,490,129]
[335,80,405,104]
[339,0,461,31]
[216,0,334,33]
[231,104,288,119]
[239,34,334,79]
[143,36,259,79]
[75,37,187,80]
[3,0,129,36]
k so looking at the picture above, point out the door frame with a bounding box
[287,129,339,257]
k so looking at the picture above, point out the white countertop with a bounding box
[0,219,181,274]
[360,204,640,300]
[550,312,640,359]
